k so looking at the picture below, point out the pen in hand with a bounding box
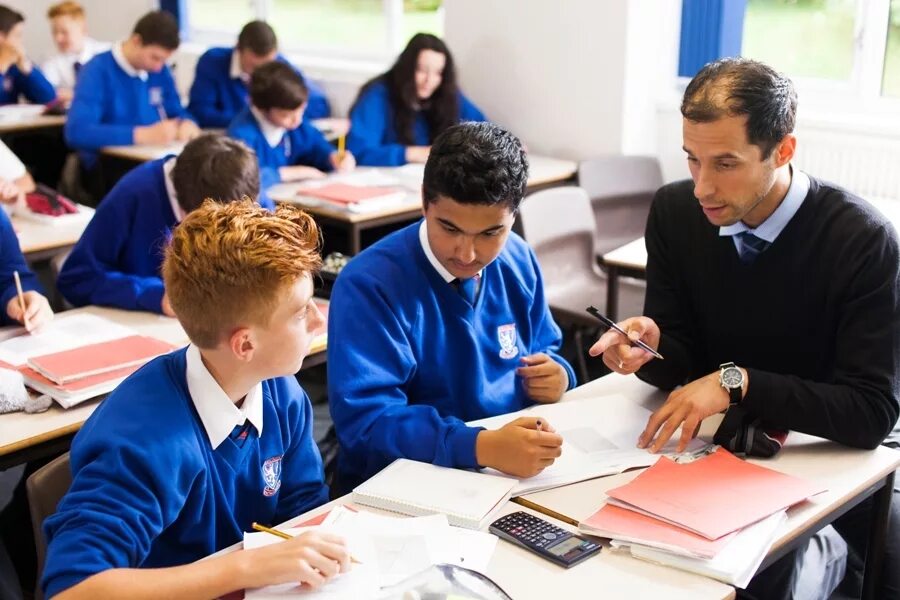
[585,306,664,360]
[251,522,362,564]
[13,270,29,332]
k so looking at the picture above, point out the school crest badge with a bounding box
[148,86,164,107]
[2,77,11,92]
[262,455,282,497]
[497,323,519,359]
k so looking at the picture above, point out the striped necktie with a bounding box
[736,231,770,264]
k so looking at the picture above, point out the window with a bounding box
[885,0,900,97]
[187,0,444,60]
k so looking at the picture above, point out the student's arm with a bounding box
[65,62,135,149]
[292,122,337,173]
[56,192,166,313]
[187,54,231,128]
[13,63,57,104]
[327,268,483,473]
[302,77,331,120]
[0,210,42,326]
[273,379,330,523]
[345,86,408,167]
[459,92,487,123]
[161,67,195,124]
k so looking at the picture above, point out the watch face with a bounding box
[722,367,743,388]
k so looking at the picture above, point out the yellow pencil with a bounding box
[251,522,362,564]
[13,270,29,331]
[337,134,346,164]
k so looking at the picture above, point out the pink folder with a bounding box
[27,335,176,385]
[298,183,402,205]
[605,448,825,540]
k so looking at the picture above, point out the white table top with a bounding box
[12,209,93,257]
[0,114,65,135]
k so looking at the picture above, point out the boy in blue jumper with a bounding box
[64,10,200,172]
[57,134,272,316]
[188,20,330,128]
[228,61,354,190]
[328,122,574,493]
[0,209,52,330]
[0,6,56,105]
[43,200,349,599]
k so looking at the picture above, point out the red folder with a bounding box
[605,448,824,540]
[298,183,403,206]
[27,335,176,385]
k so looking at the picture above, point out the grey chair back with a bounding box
[26,453,71,600]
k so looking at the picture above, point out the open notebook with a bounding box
[351,459,516,530]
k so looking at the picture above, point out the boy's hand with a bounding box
[516,353,568,403]
[404,146,430,163]
[243,530,350,590]
[476,417,563,478]
[280,165,326,182]
[134,120,179,145]
[330,151,356,172]
[6,291,53,332]
[176,119,201,142]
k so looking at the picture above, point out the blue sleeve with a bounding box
[273,378,329,523]
[257,190,275,210]
[459,92,487,123]
[328,268,482,481]
[42,434,192,598]
[65,61,134,150]
[292,122,334,172]
[524,247,577,388]
[187,56,231,128]
[346,87,407,167]
[227,120,282,186]
[161,68,193,123]
[303,77,331,120]
[0,211,41,326]
[56,192,166,313]
[15,65,57,104]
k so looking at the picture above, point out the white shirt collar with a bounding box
[418,220,483,282]
[112,41,148,81]
[719,167,810,242]
[185,344,264,450]
[229,49,250,83]
[162,157,185,222]
[249,105,286,148]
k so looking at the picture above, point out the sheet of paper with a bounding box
[0,314,135,367]
[468,394,707,495]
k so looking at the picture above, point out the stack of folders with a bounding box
[294,183,410,214]
[351,459,517,530]
[578,448,825,587]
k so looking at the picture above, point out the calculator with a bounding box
[489,511,602,568]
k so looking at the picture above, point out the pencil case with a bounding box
[25,184,78,216]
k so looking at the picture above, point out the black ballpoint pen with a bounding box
[585,305,664,360]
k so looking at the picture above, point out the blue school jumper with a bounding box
[187,47,331,128]
[0,64,56,105]
[0,209,42,325]
[346,80,487,166]
[56,157,274,313]
[64,51,194,170]
[327,221,576,490]
[227,106,334,189]
[42,348,329,598]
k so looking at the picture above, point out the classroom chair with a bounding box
[578,155,662,257]
[26,453,71,600]
[519,187,644,382]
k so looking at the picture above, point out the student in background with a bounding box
[58,134,271,315]
[0,209,51,330]
[188,20,330,128]
[591,58,900,600]
[228,61,354,189]
[42,1,109,105]
[43,200,347,599]
[346,33,486,167]
[64,10,200,174]
[0,5,56,105]
[0,138,34,210]
[328,122,573,493]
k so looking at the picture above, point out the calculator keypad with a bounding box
[492,512,570,549]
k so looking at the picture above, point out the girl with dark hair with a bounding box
[346,33,487,166]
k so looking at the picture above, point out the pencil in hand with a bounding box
[336,134,346,165]
[251,522,362,564]
[13,270,29,332]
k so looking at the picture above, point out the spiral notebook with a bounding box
[351,459,516,530]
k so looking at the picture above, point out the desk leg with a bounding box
[606,265,620,321]
[350,224,362,256]
[862,470,894,600]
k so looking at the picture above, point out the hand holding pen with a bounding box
[586,307,663,375]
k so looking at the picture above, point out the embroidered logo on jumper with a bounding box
[497,323,519,359]
[262,455,283,497]
[148,86,164,107]
[2,78,11,92]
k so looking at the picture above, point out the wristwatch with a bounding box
[719,362,744,406]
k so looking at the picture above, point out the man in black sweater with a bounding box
[592,58,899,599]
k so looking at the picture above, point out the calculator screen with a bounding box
[548,537,583,556]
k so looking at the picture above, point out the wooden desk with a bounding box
[0,114,66,135]
[601,236,647,321]
[101,142,185,163]
[0,306,327,470]
[12,211,93,262]
[523,375,900,599]
[270,155,578,255]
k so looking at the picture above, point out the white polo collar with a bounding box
[185,344,264,450]
[249,105,286,148]
[111,41,148,81]
[418,220,482,283]
[162,157,185,223]
[229,49,250,83]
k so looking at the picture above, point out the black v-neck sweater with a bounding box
[637,177,900,449]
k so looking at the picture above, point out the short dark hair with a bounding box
[423,122,528,211]
[133,10,180,50]
[0,6,24,35]
[249,61,307,111]
[237,20,277,56]
[171,134,260,213]
[681,57,797,158]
